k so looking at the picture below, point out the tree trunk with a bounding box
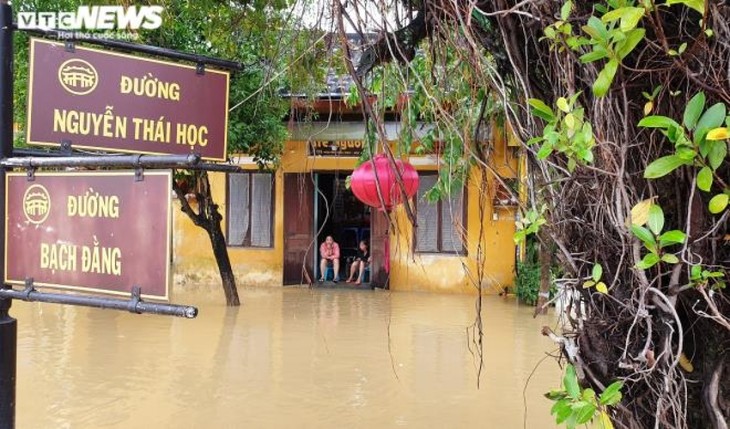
[208,217,240,306]
[173,171,240,306]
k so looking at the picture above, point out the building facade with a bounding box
[172,107,522,294]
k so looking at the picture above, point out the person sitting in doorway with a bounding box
[346,240,371,285]
[319,235,341,282]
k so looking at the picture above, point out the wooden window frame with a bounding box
[226,172,275,248]
[414,174,468,255]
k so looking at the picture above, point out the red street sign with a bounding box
[26,38,230,161]
[4,171,172,300]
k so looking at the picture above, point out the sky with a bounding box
[290,0,411,34]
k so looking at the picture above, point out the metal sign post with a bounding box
[0,1,17,427]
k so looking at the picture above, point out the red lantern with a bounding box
[351,154,419,210]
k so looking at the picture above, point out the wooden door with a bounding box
[369,208,390,288]
[283,173,314,285]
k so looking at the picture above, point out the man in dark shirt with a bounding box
[346,240,370,284]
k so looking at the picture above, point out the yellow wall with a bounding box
[172,125,520,294]
[388,168,517,294]
[172,170,285,288]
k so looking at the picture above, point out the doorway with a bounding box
[314,173,371,283]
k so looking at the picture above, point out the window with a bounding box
[227,172,274,248]
[415,174,466,254]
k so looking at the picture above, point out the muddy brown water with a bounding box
[14,287,561,428]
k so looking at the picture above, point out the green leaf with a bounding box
[647,204,665,235]
[584,16,609,41]
[683,92,706,130]
[697,166,713,191]
[659,230,686,247]
[545,389,568,401]
[529,98,555,121]
[695,103,727,139]
[581,47,609,63]
[553,400,573,424]
[617,28,646,59]
[676,146,697,161]
[636,252,660,269]
[544,25,557,39]
[662,253,680,264]
[599,381,624,406]
[665,0,706,14]
[707,140,727,170]
[691,265,702,280]
[561,1,573,20]
[565,113,576,129]
[699,139,712,157]
[592,263,603,282]
[602,7,645,30]
[582,388,597,403]
[601,7,626,22]
[638,116,680,129]
[593,59,619,97]
[564,365,580,399]
[537,143,554,159]
[566,414,578,429]
[631,224,656,246]
[705,271,725,279]
[557,97,570,113]
[573,401,597,424]
[708,194,729,214]
[620,7,645,32]
[644,155,688,179]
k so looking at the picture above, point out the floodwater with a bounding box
[13,287,561,428]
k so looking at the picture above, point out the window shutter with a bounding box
[440,193,464,253]
[416,175,438,252]
[250,173,273,247]
[228,173,249,246]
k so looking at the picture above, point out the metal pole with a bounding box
[1,153,244,172]
[0,1,16,427]
[0,287,198,319]
[1,153,201,168]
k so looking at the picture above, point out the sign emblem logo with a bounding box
[58,59,98,95]
[23,184,51,225]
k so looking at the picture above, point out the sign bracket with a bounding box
[25,166,35,181]
[135,166,144,182]
[64,40,74,53]
[60,139,72,155]
[196,62,205,75]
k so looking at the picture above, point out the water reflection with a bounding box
[15,288,560,428]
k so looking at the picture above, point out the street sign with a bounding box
[4,171,172,300]
[26,38,230,161]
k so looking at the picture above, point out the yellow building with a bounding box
[172,106,521,294]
